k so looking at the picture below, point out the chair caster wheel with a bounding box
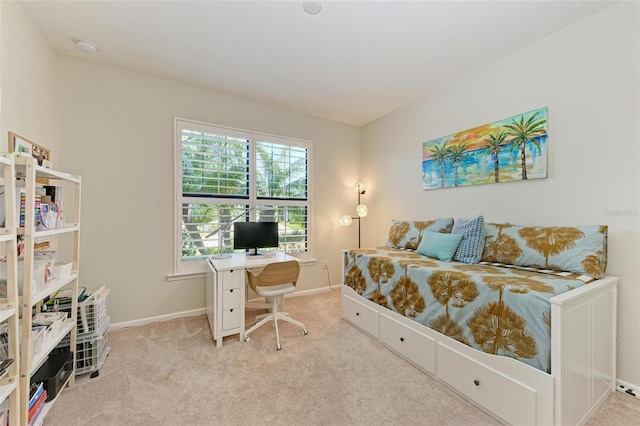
[302,329,308,335]
[244,337,250,342]
[276,344,282,350]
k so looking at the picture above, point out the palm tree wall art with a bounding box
[422,107,548,190]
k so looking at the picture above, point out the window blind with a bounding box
[175,119,312,273]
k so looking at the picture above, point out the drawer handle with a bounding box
[356,312,360,316]
[473,379,480,386]
[400,337,405,342]
[230,289,234,293]
[230,309,234,313]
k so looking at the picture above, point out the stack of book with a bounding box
[0,182,62,231]
[27,382,47,425]
[45,286,87,309]
[14,182,62,230]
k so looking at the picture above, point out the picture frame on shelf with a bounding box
[8,132,51,166]
[12,136,32,156]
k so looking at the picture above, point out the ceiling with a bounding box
[19,0,615,126]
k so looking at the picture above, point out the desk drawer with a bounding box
[342,294,378,338]
[380,313,435,374]
[437,344,536,425]
[222,308,240,331]
[222,270,241,290]
[222,288,240,310]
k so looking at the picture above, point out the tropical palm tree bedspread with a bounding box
[344,246,591,373]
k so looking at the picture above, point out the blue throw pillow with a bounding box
[416,230,463,262]
[451,214,486,264]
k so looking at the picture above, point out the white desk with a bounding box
[205,251,298,347]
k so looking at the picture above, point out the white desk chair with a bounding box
[244,260,308,350]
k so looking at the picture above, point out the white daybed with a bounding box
[340,219,617,425]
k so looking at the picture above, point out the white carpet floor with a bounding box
[45,289,640,425]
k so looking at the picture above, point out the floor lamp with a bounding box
[339,183,368,248]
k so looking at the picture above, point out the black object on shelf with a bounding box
[0,358,13,378]
[31,352,73,402]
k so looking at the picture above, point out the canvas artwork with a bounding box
[422,107,548,190]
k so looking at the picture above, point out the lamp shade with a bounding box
[356,204,368,217]
[339,215,353,226]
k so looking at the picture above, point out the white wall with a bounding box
[4,0,638,387]
[361,2,640,386]
[1,0,361,328]
[55,57,360,325]
[0,1,58,152]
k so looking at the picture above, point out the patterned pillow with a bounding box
[386,217,454,250]
[482,223,608,279]
[451,214,485,264]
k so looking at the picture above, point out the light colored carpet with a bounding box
[45,289,639,425]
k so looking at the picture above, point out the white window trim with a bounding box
[173,117,313,275]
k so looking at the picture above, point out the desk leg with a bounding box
[240,273,246,342]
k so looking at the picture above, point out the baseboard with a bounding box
[287,286,336,298]
[109,307,206,331]
[616,379,640,400]
[109,286,336,331]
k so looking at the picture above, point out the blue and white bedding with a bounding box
[344,247,588,373]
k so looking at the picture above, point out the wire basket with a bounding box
[54,311,110,375]
[51,286,109,338]
[53,332,110,375]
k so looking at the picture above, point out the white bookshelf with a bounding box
[16,156,81,425]
[0,155,20,425]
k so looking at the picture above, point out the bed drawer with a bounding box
[342,294,378,338]
[437,343,536,425]
[379,313,435,374]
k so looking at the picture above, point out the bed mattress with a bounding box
[344,247,588,372]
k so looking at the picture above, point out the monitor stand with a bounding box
[245,248,263,256]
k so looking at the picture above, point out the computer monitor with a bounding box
[233,221,279,256]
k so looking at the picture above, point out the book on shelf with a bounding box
[28,388,47,424]
[34,194,42,229]
[0,358,14,379]
[28,382,44,410]
[17,187,25,228]
[0,179,44,227]
[13,183,62,230]
[45,286,87,308]
[15,180,46,196]
[34,235,50,250]
[0,326,8,359]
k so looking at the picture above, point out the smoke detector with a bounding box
[75,39,97,53]
[303,2,321,15]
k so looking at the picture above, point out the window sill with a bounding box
[167,257,317,282]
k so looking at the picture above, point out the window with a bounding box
[174,118,312,274]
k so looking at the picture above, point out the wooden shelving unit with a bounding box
[16,156,81,425]
[0,155,21,425]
